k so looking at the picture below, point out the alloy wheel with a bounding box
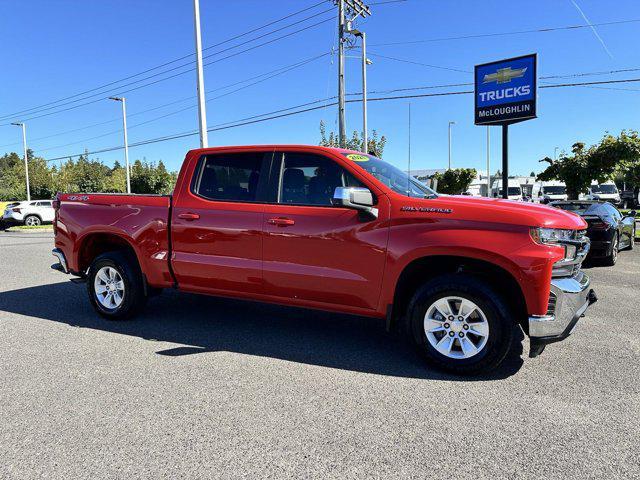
[423,296,490,359]
[94,266,125,310]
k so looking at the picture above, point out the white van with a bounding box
[491,179,523,201]
[531,181,568,204]
[582,181,621,206]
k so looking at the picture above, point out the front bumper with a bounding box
[528,270,597,357]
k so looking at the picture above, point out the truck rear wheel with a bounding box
[407,274,515,375]
[87,251,146,320]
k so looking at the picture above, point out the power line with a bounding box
[0,0,329,120]
[367,18,640,47]
[1,52,332,151]
[367,52,471,73]
[34,53,330,153]
[0,13,335,125]
[42,76,640,163]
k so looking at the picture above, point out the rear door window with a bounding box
[191,152,270,203]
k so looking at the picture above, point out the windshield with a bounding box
[591,184,617,194]
[498,187,522,196]
[554,203,600,215]
[341,153,437,198]
[542,185,566,195]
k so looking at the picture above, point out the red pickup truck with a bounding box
[51,145,596,374]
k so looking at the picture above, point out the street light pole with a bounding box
[360,31,368,153]
[11,122,30,201]
[448,121,455,170]
[193,0,209,148]
[347,28,370,153]
[109,97,131,194]
[554,146,559,160]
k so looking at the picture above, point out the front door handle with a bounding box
[267,217,295,227]
[178,212,200,221]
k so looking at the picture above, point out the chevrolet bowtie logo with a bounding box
[483,67,527,84]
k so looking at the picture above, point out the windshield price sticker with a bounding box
[346,154,370,162]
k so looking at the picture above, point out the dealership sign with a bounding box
[474,54,537,125]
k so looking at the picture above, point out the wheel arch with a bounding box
[23,213,42,222]
[389,255,529,334]
[76,231,142,276]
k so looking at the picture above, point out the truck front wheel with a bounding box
[87,251,146,320]
[407,274,515,375]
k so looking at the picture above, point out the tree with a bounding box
[319,121,387,157]
[537,143,591,200]
[0,149,179,200]
[432,168,477,194]
[537,131,640,199]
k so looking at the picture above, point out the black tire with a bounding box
[603,233,619,266]
[24,215,41,227]
[407,274,516,375]
[86,251,147,320]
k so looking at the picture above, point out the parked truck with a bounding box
[51,146,596,374]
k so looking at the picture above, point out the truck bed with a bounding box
[54,193,174,287]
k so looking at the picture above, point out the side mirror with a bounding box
[628,210,637,218]
[333,187,378,218]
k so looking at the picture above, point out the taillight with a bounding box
[12,207,21,213]
[590,221,609,230]
[52,199,60,210]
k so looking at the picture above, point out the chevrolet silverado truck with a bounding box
[51,146,597,374]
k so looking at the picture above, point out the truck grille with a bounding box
[552,231,590,278]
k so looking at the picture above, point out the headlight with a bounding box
[530,227,575,245]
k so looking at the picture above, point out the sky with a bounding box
[0,0,639,177]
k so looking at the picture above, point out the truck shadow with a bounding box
[0,281,524,381]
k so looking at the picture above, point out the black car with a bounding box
[550,201,636,266]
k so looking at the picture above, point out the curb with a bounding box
[3,227,54,234]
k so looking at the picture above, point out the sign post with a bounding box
[475,54,537,199]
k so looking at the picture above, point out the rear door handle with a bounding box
[267,217,295,227]
[178,212,200,221]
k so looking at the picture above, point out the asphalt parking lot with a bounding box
[0,231,638,479]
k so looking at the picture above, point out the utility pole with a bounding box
[11,122,30,201]
[193,0,209,147]
[337,0,346,147]
[554,146,559,160]
[336,0,370,148]
[448,121,455,170]
[109,97,131,194]
[486,126,491,197]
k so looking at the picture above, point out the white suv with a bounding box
[2,200,54,226]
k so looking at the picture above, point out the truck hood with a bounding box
[396,194,587,230]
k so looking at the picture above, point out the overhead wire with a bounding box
[41,76,640,162]
[0,0,330,120]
